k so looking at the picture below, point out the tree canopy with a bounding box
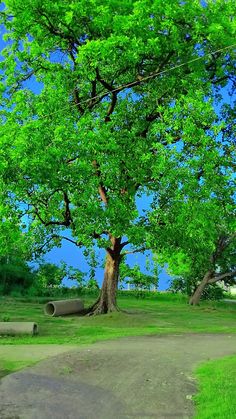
[149,188,236,303]
[147,127,236,304]
[0,0,235,313]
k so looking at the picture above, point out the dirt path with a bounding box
[0,334,236,419]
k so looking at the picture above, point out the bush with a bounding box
[26,285,83,298]
[201,284,224,301]
[168,276,194,296]
[9,286,24,298]
[117,289,159,299]
[79,287,100,298]
[0,257,35,295]
[169,276,225,301]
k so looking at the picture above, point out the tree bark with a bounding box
[87,244,122,315]
[189,270,213,305]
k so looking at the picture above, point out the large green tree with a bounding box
[0,0,235,313]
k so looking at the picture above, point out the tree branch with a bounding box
[211,232,236,264]
[208,270,236,284]
[95,68,118,121]
[122,247,146,256]
[32,190,73,227]
[92,160,109,205]
[120,241,129,249]
[85,52,175,116]
[59,235,82,246]
[33,234,84,256]
[95,68,114,91]
[33,236,54,255]
[63,191,73,226]
[39,10,77,46]
[105,93,118,122]
[73,87,85,115]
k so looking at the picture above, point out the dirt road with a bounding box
[0,334,236,418]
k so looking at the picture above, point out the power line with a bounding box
[14,42,236,122]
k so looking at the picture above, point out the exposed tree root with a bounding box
[86,299,121,316]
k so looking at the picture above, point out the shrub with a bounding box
[201,284,224,301]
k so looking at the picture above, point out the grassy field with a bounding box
[0,293,236,345]
[0,293,236,417]
[194,354,236,419]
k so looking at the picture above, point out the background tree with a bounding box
[0,0,235,313]
[0,256,34,295]
[86,278,99,291]
[168,275,226,302]
[31,261,85,293]
[120,262,158,295]
[84,248,99,284]
[34,261,67,289]
[189,232,236,305]
[148,166,236,305]
[0,192,35,295]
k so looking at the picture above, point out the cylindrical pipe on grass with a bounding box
[0,322,38,336]
[44,299,84,317]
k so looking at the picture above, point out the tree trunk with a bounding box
[87,248,121,315]
[189,271,213,305]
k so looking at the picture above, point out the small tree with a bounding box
[0,257,34,295]
[120,262,158,293]
[0,195,35,294]
[35,262,67,289]
[86,278,99,290]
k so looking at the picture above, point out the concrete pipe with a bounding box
[44,299,84,317]
[0,322,38,336]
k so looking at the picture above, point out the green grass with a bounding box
[194,355,236,419]
[0,293,235,345]
[0,344,77,379]
[0,293,236,416]
[0,359,37,379]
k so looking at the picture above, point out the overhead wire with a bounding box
[8,42,236,121]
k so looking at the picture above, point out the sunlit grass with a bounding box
[0,294,235,345]
[194,355,236,419]
[0,359,37,379]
